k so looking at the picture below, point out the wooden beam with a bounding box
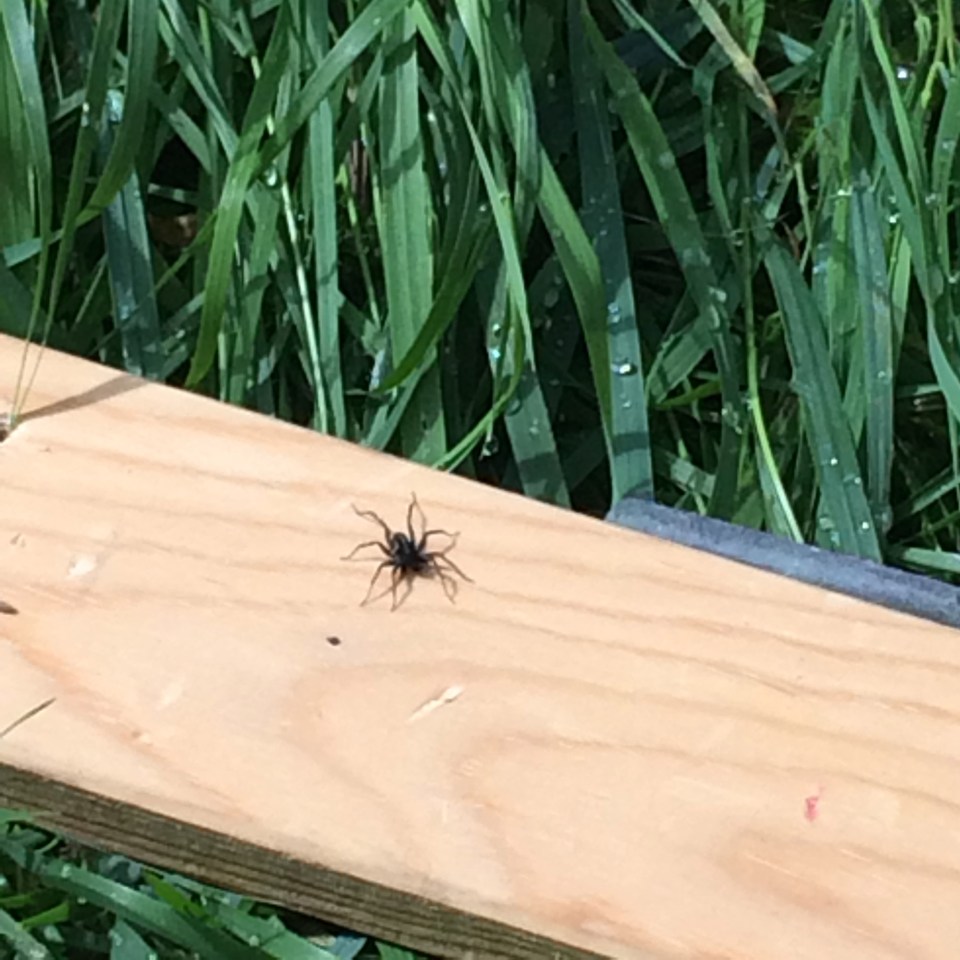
[2,333,960,959]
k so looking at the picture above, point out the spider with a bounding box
[341,494,473,610]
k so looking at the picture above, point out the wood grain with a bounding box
[1,333,960,959]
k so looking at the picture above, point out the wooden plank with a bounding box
[1,333,960,959]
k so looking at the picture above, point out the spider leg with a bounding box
[351,505,394,540]
[360,560,393,606]
[427,557,460,603]
[342,540,391,561]
[408,492,427,543]
[432,549,474,584]
[419,527,458,553]
[390,568,414,611]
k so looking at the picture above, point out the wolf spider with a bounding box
[342,494,472,610]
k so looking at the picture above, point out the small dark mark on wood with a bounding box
[0,601,17,615]
[325,636,341,646]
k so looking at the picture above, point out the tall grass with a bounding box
[1,0,959,954]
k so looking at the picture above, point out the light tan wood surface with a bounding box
[1,333,959,960]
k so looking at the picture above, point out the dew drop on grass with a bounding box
[709,286,728,304]
[607,301,621,323]
[878,505,894,532]
[80,101,92,128]
[612,360,637,376]
[543,287,560,308]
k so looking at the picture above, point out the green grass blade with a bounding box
[2,0,54,412]
[537,152,615,474]
[850,165,893,531]
[764,243,880,559]
[88,0,159,211]
[582,4,743,516]
[377,9,442,460]
[305,0,345,436]
[569,0,652,503]
[0,904,51,958]
[189,0,405,388]
[185,3,291,387]
[98,92,163,379]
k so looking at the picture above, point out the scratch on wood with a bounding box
[408,685,464,722]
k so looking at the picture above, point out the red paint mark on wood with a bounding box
[804,788,823,823]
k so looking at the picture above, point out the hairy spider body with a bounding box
[342,494,472,610]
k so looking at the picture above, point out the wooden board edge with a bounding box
[0,763,618,960]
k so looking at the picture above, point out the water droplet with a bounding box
[710,286,728,304]
[612,359,638,376]
[480,435,499,458]
[924,192,941,208]
[80,101,92,128]
[621,398,632,409]
[828,457,839,467]
[656,151,676,169]
[887,212,900,225]
[607,302,621,323]
[529,420,541,437]
[679,247,709,268]
[490,323,502,337]
[262,165,279,188]
[543,288,560,308]
[835,185,853,198]
[547,73,556,89]
[940,137,957,153]
[876,369,891,382]
[860,520,872,532]
[895,64,913,81]
[488,346,502,363]
[878,506,894,532]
